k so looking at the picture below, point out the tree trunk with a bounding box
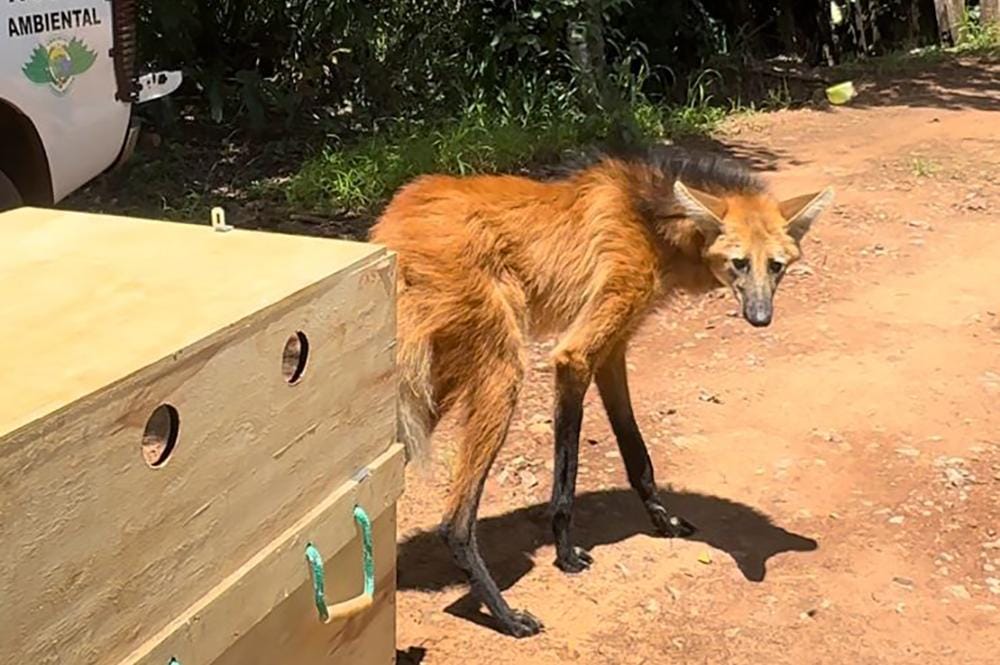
[777,0,798,54]
[566,0,612,113]
[777,0,835,64]
[932,0,966,44]
[879,0,937,49]
[904,0,924,44]
[798,0,837,64]
[853,0,871,54]
[731,0,754,30]
[982,0,1000,26]
[917,0,944,44]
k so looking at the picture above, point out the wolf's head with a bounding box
[673,181,834,327]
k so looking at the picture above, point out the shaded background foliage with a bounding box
[139,1,993,131]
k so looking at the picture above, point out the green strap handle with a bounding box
[305,505,375,623]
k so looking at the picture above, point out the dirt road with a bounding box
[393,60,1000,664]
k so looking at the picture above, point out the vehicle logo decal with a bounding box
[22,37,97,95]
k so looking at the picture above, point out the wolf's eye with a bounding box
[731,257,750,272]
[768,259,785,275]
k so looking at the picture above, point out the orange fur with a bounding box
[372,156,828,463]
[368,148,833,636]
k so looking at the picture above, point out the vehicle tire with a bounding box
[0,170,22,212]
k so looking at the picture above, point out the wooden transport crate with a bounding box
[0,208,402,665]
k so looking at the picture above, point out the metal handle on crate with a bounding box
[305,505,375,623]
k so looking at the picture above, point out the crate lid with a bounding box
[0,207,385,439]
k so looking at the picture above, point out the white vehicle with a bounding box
[1,0,180,210]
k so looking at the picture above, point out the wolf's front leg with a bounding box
[595,343,695,538]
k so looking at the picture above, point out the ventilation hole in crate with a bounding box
[142,404,179,468]
[282,331,310,384]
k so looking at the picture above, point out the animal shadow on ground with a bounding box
[396,647,427,664]
[397,488,818,633]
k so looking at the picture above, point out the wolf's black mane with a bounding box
[545,143,768,195]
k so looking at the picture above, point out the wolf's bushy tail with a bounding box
[395,290,436,465]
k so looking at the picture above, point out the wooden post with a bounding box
[933,0,966,44]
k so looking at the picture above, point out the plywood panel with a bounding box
[0,207,386,436]
[212,508,397,665]
[123,444,404,665]
[0,210,398,664]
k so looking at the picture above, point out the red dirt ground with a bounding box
[392,60,1000,664]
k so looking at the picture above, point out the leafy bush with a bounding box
[140,1,961,131]
[140,1,642,129]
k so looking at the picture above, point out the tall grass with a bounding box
[956,9,1000,55]
[285,111,594,211]
[284,73,729,214]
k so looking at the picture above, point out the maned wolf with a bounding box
[369,145,833,637]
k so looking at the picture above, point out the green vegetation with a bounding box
[284,111,604,213]
[67,2,998,229]
[283,91,730,214]
[910,156,940,178]
[957,9,1000,54]
[838,9,1000,75]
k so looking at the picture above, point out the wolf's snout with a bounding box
[743,298,773,327]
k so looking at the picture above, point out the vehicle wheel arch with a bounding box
[0,99,54,206]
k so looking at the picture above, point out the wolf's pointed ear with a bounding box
[673,180,727,239]
[780,187,834,242]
